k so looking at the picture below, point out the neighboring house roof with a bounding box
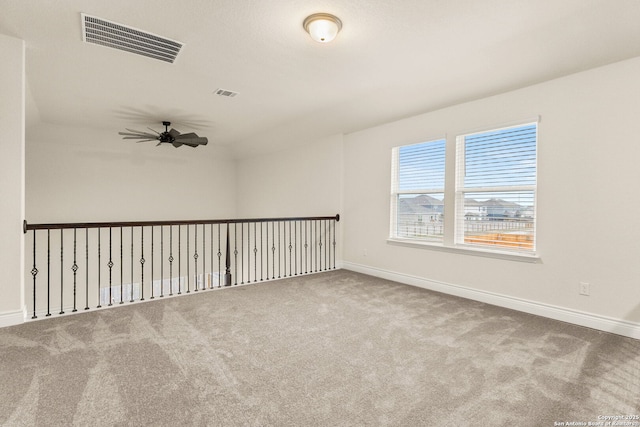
[400,196,524,215]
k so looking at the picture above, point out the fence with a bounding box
[24,214,340,319]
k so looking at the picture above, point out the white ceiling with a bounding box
[3,0,640,158]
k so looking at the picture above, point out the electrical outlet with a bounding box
[579,282,590,296]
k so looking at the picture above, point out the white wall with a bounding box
[27,123,237,223]
[236,134,343,219]
[342,56,640,334]
[0,34,25,324]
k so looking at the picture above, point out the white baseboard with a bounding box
[0,309,25,328]
[341,261,640,340]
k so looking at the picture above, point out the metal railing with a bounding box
[24,214,340,319]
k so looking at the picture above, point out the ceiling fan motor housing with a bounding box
[161,121,173,142]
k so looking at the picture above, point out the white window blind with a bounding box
[391,139,446,242]
[455,123,537,253]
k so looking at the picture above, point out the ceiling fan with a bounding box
[119,121,208,148]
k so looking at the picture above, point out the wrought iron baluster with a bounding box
[298,221,302,276]
[294,221,297,276]
[193,224,199,292]
[324,220,328,271]
[31,231,38,319]
[283,222,287,278]
[210,224,214,289]
[311,221,315,273]
[320,221,327,271]
[168,226,173,296]
[193,224,198,292]
[129,227,133,302]
[316,220,319,273]
[108,227,113,307]
[240,223,244,285]
[332,220,337,269]
[140,226,145,301]
[224,223,232,287]
[319,220,323,271]
[304,220,308,274]
[260,222,264,281]
[278,222,281,278]
[85,228,89,310]
[233,223,238,286]
[151,226,154,299]
[253,222,257,283]
[320,220,323,271]
[60,229,64,314]
[47,229,51,316]
[248,223,252,283]
[120,227,124,304]
[178,225,182,294]
[97,229,102,308]
[218,222,231,287]
[202,224,206,290]
[72,228,78,312]
[217,224,222,288]
[187,224,191,293]
[246,222,250,283]
[271,222,276,280]
[160,226,168,298]
[265,222,268,281]
[320,221,325,271]
[288,221,292,277]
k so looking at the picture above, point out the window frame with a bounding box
[390,138,446,244]
[454,121,538,255]
[387,118,540,262]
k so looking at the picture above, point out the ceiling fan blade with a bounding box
[175,136,208,145]
[125,128,158,136]
[169,128,180,138]
[120,131,159,138]
[124,128,154,135]
[176,132,198,139]
[146,127,160,135]
[121,136,159,140]
[135,139,156,142]
[172,141,183,148]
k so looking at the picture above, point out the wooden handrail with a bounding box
[24,214,340,233]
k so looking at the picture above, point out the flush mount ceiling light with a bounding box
[303,13,342,43]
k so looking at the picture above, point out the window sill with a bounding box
[386,238,541,263]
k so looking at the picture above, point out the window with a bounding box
[390,120,538,258]
[455,123,537,253]
[391,139,446,243]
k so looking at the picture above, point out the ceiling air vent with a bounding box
[81,13,183,63]
[214,88,239,98]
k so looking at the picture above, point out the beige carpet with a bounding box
[1,270,639,426]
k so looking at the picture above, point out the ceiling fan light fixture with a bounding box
[303,13,342,43]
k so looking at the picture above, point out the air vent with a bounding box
[81,13,183,63]
[214,88,239,98]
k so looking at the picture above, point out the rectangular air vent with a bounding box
[81,13,183,63]
[214,88,239,98]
